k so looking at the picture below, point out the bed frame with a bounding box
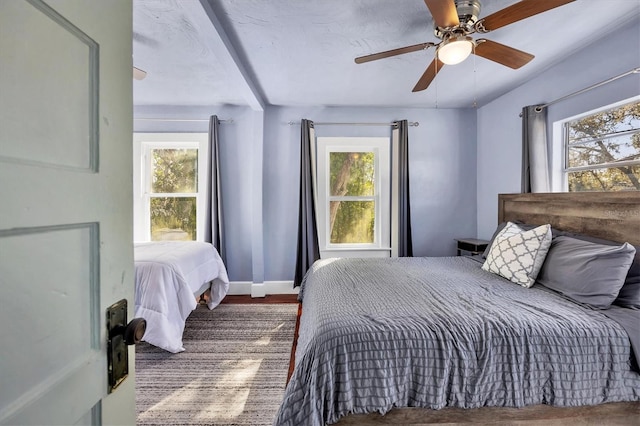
[334,191,640,425]
[498,192,640,246]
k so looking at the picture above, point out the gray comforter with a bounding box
[274,257,640,426]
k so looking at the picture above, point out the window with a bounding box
[148,147,198,240]
[133,133,208,241]
[563,99,640,192]
[317,137,390,257]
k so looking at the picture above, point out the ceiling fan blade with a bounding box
[355,42,435,64]
[412,58,444,92]
[424,0,460,28]
[478,0,576,32]
[473,39,534,69]
[133,66,147,80]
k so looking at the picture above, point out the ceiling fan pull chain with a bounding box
[472,43,477,109]
[435,59,439,109]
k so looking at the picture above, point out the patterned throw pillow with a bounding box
[482,222,552,288]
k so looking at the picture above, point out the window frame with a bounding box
[316,137,391,258]
[554,96,640,192]
[144,142,200,241]
[133,133,208,242]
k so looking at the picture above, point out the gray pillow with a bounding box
[615,253,640,308]
[537,236,636,309]
[550,229,640,309]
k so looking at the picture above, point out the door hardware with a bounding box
[107,299,146,393]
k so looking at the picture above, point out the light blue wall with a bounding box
[134,104,478,282]
[134,17,639,284]
[134,105,256,282]
[476,17,640,240]
[263,106,477,281]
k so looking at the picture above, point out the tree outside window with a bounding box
[566,101,640,191]
[316,137,391,257]
[329,152,375,244]
[149,148,198,240]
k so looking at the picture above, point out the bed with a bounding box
[134,241,229,353]
[275,192,640,425]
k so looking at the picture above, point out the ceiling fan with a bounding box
[355,0,576,92]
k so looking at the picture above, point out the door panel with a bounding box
[0,0,97,171]
[0,225,99,418]
[0,0,134,424]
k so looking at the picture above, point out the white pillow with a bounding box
[482,222,552,288]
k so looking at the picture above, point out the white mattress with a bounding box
[134,241,229,352]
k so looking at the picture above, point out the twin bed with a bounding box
[275,192,640,425]
[134,241,229,353]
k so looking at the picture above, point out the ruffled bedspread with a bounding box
[275,257,640,425]
[134,241,229,352]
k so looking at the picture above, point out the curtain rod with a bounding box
[288,121,419,127]
[133,118,233,123]
[540,67,640,110]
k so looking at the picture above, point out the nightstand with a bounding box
[456,238,489,256]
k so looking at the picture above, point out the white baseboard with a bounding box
[227,280,299,297]
[251,282,266,298]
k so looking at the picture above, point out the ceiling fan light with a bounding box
[437,37,473,65]
[133,66,147,80]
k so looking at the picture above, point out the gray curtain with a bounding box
[393,120,413,257]
[205,115,226,264]
[521,105,551,193]
[294,119,319,287]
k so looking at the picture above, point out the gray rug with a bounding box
[135,303,298,425]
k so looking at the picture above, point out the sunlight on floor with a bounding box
[138,358,263,422]
[254,322,285,346]
[196,359,263,420]
[138,376,210,421]
[136,304,299,425]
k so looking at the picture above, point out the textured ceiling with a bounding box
[133,0,640,109]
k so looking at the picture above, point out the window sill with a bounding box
[320,247,392,259]
[323,247,391,252]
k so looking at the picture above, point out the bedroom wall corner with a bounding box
[475,17,640,240]
[133,104,256,283]
[263,105,478,281]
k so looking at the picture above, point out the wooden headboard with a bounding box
[498,192,640,246]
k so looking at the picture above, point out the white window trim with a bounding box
[316,137,391,258]
[552,95,640,192]
[132,133,208,241]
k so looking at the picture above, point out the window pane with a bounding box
[568,135,640,168]
[329,152,375,196]
[568,102,640,142]
[330,201,374,244]
[150,197,197,241]
[151,149,198,193]
[568,165,640,192]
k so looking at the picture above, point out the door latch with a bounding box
[107,299,146,393]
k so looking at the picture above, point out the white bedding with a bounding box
[134,241,229,352]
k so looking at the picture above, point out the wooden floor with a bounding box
[219,294,299,304]
[335,403,640,425]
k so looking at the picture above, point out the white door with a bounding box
[0,1,135,425]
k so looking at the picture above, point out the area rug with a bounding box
[135,303,298,425]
